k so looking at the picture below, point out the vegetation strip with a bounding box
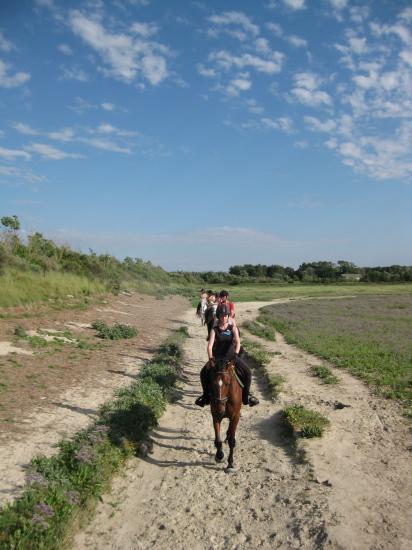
[242,338,284,399]
[283,404,330,438]
[0,327,188,550]
[310,366,339,385]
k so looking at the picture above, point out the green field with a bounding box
[258,294,412,410]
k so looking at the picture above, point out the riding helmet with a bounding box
[216,303,230,318]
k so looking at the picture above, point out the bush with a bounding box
[283,404,329,438]
[91,320,138,340]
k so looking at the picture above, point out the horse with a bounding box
[209,358,243,472]
[196,298,208,325]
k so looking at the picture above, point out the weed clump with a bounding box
[14,325,27,338]
[91,320,138,340]
[311,365,339,385]
[284,404,330,438]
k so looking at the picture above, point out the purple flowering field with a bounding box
[261,294,412,405]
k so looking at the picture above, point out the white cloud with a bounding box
[286,35,307,48]
[79,137,132,154]
[290,72,332,106]
[101,102,115,111]
[0,166,45,185]
[25,143,82,160]
[58,44,73,55]
[246,98,264,114]
[226,74,252,96]
[283,0,306,11]
[130,21,158,37]
[400,50,412,66]
[210,50,283,75]
[327,0,347,10]
[91,123,139,137]
[69,10,170,86]
[349,6,370,24]
[262,116,294,133]
[0,60,30,88]
[197,64,217,78]
[266,22,283,38]
[60,65,89,82]
[304,116,336,132]
[399,7,412,22]
[0,32,13,52]
[0,146,31,161]
[48,128,75,141]
[12,122,39,135]
[208,11,259,38]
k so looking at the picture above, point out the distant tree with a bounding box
[1,215,20,232]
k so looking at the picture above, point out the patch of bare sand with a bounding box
[0,342,33,356]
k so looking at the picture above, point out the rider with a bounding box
[195,303,259,407]
[218,290,235,318]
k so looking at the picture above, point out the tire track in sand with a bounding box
[74,304,332,550]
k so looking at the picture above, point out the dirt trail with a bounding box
[73,301,412,550]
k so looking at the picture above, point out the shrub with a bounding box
[91,320,138,340]
[283,404,330,438]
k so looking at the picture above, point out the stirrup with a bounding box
[248,395,259,407]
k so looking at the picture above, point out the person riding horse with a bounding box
[195,303,259,407]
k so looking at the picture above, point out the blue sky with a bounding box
[0,0,411,270]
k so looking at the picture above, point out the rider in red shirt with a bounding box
[218,290,235,318]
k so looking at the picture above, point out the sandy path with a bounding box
[73,301,412,550]
[73,303,333,549]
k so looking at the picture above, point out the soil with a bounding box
[72,301,411,550]
[0,292,188,505]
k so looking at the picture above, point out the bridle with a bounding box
[211,361,234,403]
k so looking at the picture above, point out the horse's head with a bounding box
[210,359,233,414]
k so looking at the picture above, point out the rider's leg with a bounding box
[195,362,211,407]
[235,357,259,406]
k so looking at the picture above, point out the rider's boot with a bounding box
[241,375,259,407]
[195,363,211,407]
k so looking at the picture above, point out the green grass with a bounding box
[242,338,284,399]
[214,282,412,303]
[259,294,412,408]
[91,320,138,340]
[0,269,105,308]
[243,319,276,341]
[0,327,188,550]
[311,366,339,385]
[284,404,330,438]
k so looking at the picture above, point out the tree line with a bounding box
[1,216,411,286]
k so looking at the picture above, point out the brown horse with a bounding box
[210,358,243,471]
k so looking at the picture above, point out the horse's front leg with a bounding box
[226,414,240,471]
[213,418,224,463]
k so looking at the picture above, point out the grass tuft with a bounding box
[284,404,330,438]
[310,366,339,385]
